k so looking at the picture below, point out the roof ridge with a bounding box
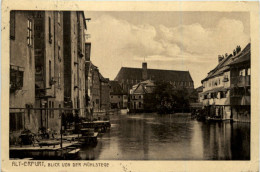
[121,66,189,72]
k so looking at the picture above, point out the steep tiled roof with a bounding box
[196,86,203,92]
[202,43,250,82]
[229,45,250,66]
[115,68,193,82]
[99,73,109,83]
[131,80,156,94]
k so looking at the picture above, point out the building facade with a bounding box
[63,11,86,118]
[200,43,250,122]
[109,81,126,109]
[229,44,250,122]
[115,62,194,94]
[100,76,110,111]
[129,80,156,112]
[85,61,110,113]
[10,11,37,144]
[9,10,87,144]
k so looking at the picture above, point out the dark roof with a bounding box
[99,73,109,83]
[115,68,193,82]
[229,46,250,66]
[196,86,203,92]
[86,61,109,83]
[109,81,124,95]
[201,43,250,82]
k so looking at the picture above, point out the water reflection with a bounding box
[77,113,250,160]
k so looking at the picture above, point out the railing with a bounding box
[230,76,250,87]
[9,107,89,148]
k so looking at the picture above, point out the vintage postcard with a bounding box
[1,0,259,172]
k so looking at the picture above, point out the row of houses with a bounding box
[200,43,251,122]
[85,61,110,113]
[9,11,110,144]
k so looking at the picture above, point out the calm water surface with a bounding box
[78,113,250,160]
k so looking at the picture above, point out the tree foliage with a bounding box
[153,81,190,114]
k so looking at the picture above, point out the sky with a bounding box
[84,11,250,88]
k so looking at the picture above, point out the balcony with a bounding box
[230,76,250,87]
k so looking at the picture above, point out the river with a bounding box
[77,113,250,160]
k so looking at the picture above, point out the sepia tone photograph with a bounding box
[9,10,251,161]
[1,1,259,172]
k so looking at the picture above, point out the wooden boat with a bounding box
[82,120,111,133]
[79,128,98,145]
[79,123,99,145]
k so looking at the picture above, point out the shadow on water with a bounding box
[76,113,250,160]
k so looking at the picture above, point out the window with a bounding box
[48,17,52,43]
[49,101,52,118]
[111,96,113,98]
[58,41,61,61]
[118,96,120,98]
[10,11,15,39]
[27,19,33,46]
[139,102,142,108]
[59,104,62,117]
[239,69,246,76]
[10,65,24,91]
[223,75,229,82]
[49,60,52,86]
[139,95,142,99]
[247,68,251,76]
[10,113,23,131]
[57,12,61,25]
[58,72,61,87]
[52,101,54,118]
[220,91,226,98]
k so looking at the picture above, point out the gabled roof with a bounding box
[115,68,193,82]
[229,44,250,66]
[196,86,203,92]
[85,61,109,83]
[201,43,250,82]
[99,73,109,83]
[131,80,155,94]
[85,61,98,75]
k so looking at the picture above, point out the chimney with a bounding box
[142,62,148,80]
[218,55,224,63]
[233,49,236,56]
